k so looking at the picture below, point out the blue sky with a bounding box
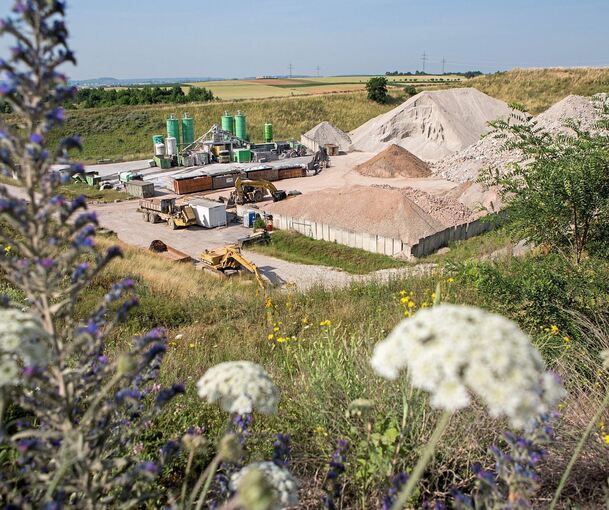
[3,0,609,79]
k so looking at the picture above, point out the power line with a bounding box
[421,51,428,73]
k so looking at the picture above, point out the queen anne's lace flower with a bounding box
[0,309,50,386]
[197,361,279,414]
[370,304,565,428]
[231,461,299,510]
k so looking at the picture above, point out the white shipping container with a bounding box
[188,198,227,228]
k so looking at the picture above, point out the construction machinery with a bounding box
[199,245,265,289]
[307,147,330,175]
[226,177,287,206]
[138,197,197,230]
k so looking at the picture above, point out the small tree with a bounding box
[366,77,388,104]
[403,84,417,98]
[482,101,609,264]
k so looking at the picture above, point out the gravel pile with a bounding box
[266,186,446,245]
[356,144,431,178]
[350,88,511,161]
[301,121,352,152]
[432,94,608,183]
[372,184,476,225]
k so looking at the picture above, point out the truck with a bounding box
[137,197,197,230]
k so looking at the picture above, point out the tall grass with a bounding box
[43,92,402,163]
[466,68,609,114]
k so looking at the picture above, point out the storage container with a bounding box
[188,198,227,228]
[277,166,305,180]
[243,211,257,228]
[125,181,155,198]
[245,167,279,181]
[173,175,213,195]
[212,173,238,190]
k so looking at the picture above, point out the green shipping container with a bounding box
[233,149,252,163]
[167,116,180,145]
[154,156,171,169]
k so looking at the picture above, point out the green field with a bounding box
[49,92,403,162]
[187,75,464,100]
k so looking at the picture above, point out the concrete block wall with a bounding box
[271,213,498,259]
[272,214,410,257]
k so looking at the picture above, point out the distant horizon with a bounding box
[3,0,609,80]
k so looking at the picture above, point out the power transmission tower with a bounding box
[316,65,320,77]
[442,57,446,74]
[421,52,428,73]
[288,63,293,79]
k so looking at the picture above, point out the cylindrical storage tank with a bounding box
[152,134,164,145]
[167,115,180,145]
[235,110,247,140]
[154,143,166,157]
[182,113,194,146]
[264,123,273,143]
[165,137,178,156]
[221,111,235,135]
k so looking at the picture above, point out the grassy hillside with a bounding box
[467,67,609,114]
[50,92,401,162]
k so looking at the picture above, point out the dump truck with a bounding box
[226,177,287,206]
[199,245,265,289]
[137,197,196,230]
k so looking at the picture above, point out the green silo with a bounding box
[221,111,235,135]
[264,123,273,143]
[182,113,194,146]
[167,115,180,145]
[235,110,247,141]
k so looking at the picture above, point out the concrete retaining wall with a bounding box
[271,213,498,259]
[271,214,410,257]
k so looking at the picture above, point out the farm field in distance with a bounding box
[186,74,465,100]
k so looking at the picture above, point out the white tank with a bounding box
[165,137,177,156]
[154,143,165,157]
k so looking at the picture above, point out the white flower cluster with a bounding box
[196,361,279,415]
[0,309,50,387]
[231,461,299,510]
[370,304,565,428]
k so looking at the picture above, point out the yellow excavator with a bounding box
[226,177,287,206]
[199,244,265,289]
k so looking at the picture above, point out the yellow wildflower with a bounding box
[407,301,416,309]
[189,343,195,348]
[446,277,455,283]
[603,434,609,446]
[264,297,273,309]
[267,334,274,341]
[563,336,571,343]
[599,420,605,430]
[273,327,280,332]
[302,318,309,325]
[277,337,288,343]
[320,320,331,327]
[400,297,410,304]
[3,245,11,254]
[400,290,408,296]
[431,292,437,301]
[550,325,559,335]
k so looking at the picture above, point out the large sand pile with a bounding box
[301,121,352,152]
[432,94,608,183]
[350,88,511,161]
[356,145,431,178]
[266,186,444,245]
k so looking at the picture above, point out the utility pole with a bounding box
[288,63,293,79]
[442,57,446,75]
[421,52,428,73]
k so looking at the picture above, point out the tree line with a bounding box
[67,85,214,109]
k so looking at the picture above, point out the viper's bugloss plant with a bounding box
[0,1,189,506]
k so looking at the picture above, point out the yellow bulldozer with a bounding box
[199,244,265,289]
[226,177,288,206]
